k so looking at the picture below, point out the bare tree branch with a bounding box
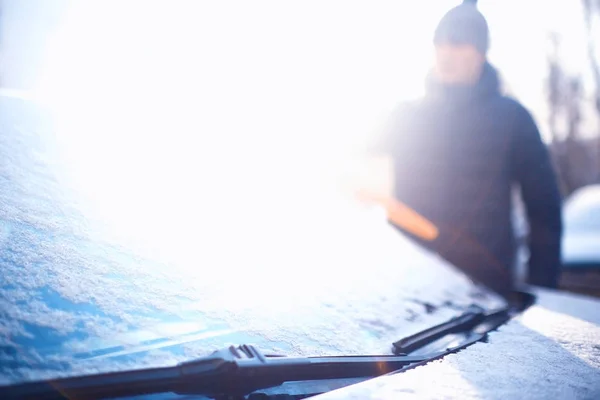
[582,0,600,114]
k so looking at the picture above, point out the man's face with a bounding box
[434,43,485,85]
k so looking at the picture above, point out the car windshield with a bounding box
[0,93,506,385]
[1,0,579,393]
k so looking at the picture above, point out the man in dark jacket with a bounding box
[370,2,563,296]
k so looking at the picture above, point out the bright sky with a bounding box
[37,0,591,145]
[30,0,592,262]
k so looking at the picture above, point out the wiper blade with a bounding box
[0,291,535,400]
[392,304,486,354]
[0,347,428,400]
[393,291,535,356]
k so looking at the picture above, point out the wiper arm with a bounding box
[0,291,535,400]
[0,346,428,400]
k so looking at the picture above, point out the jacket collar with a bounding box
[425,62,500,103]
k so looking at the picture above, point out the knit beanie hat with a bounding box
[434,1,489,54]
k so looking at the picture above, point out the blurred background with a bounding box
[1,0,600,295]
[1,0,598,194]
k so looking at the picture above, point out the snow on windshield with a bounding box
[0,0,518,385]
[0,95,505,384]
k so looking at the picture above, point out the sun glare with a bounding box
[35,0,457,272]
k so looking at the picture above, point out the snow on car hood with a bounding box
[562,184,600,266]
[314,288,600,400]
[0,94,504,385]
[562,230,600,265]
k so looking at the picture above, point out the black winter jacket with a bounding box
[373,63,563,294]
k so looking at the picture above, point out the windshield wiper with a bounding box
[2,347,428,400]
[0,291,535,400]
[392,290,534,355]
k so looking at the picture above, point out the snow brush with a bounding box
[356,190,439,241]
[355,187,516,297]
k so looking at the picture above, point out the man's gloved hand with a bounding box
[504,289,536,310]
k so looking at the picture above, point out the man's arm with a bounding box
[511,105,563,289]
[348,104,438,242]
